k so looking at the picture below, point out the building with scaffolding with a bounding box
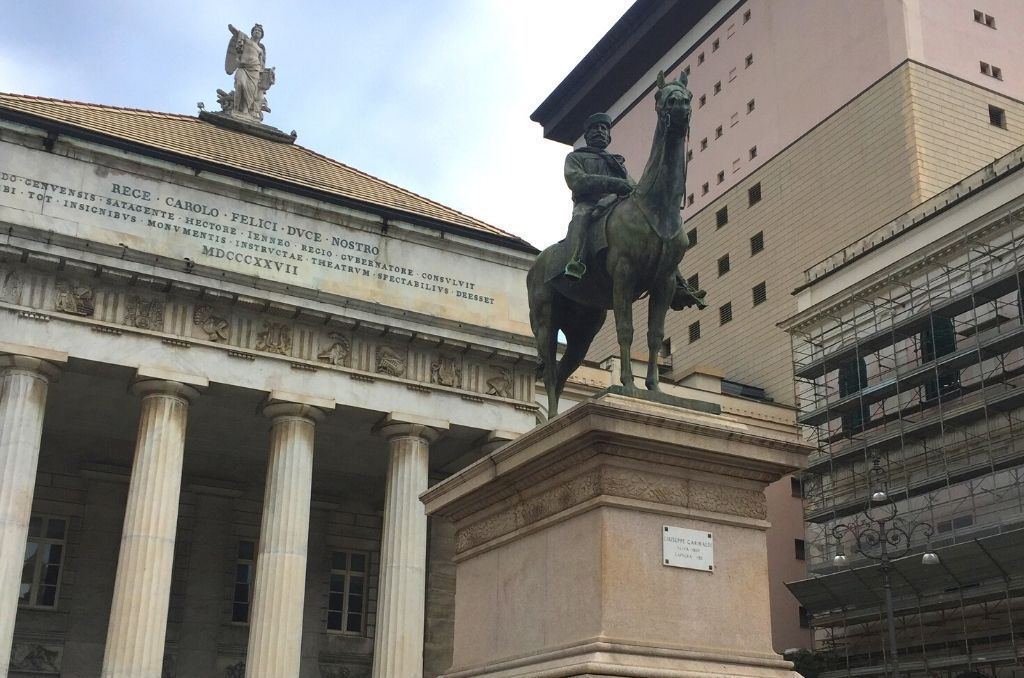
[782,145,1024,676]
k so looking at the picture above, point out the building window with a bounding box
[327,551,368,634]
[730,112,739,127]
[715,125,723,139]
[698,52,705,65]
[688,321,701,343]
[712,38,720,52]
[794,539,806,561]
[717,254,730,276]
[719,302,733,325]
[745,53,754,68]
[974,10,996,28]
[980,61,1001,79]
[687,193,695,206]
[686,149,693,161]
[713,81,722,94]
[749,145,758,160]
[231,540,256,623]
[729,67,737,82]
[699,94,706,108]
[743,9,751,23]
[700,137,708,150]
[748,182,762,206]
[701,182,709,195]
[683,65,691,77]
[799,606,810,628]
[687,273,699,289]
[686,227,697,247]
[716,206,729,227]
[989,105,1006,128]
[750,230,764,255]
[20,516,67,609]
[752,281,767,306]
[717,170,725,184]
[747,99,756,113]
[791,476,803,497]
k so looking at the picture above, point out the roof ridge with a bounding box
[0,91,196,121]
[0,91,533,248]
[292,143,507,235]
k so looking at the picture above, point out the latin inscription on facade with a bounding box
[0,142,530,336]
[662,526,714,572]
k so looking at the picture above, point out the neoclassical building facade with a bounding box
[0,93,539,678]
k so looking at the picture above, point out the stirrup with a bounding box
[564,259,586,281]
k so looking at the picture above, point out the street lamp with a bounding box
[831,457,940,678]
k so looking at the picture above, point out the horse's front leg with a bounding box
[645,274,676,391]
[611,263,637,393]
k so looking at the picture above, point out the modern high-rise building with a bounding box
[533,0,1024,655]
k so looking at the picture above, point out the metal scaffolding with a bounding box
[786,212,1024,677]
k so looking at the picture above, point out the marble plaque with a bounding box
[0,141,530,336]
[662,525,714,572]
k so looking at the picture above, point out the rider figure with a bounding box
[561,111,707,311]
[563,112,635,280]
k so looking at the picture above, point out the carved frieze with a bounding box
[486,366,514,398]
[0,270,24,304]
[317,332,351,366]
[455,465,766,553]
[125,295,165,330]
[55,279,94,316]
[430,355,461,388]
[376,346,406,377]
[9,642,62,672]
[193,304,230,342]
[256,321,292,355]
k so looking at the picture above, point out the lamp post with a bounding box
[831,457,940,678]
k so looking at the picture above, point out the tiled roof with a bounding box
[0,93,533,249]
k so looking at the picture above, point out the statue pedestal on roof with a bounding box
[422,392,810,677]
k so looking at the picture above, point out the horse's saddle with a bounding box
[544,198,707,312]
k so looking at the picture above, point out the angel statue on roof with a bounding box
[218,23,275,121]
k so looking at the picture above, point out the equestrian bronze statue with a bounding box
[527,71,704,416]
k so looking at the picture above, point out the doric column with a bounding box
[245,394,330,678]
[102,373,204,678]
[0,354,62,678]
[371,414,448,678]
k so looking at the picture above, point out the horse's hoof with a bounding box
[645,381,661,391]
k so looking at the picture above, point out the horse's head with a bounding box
[654,71,692,134]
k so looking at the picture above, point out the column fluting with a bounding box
[245,402,323,678]
[0,356,60,678]
[101,379,199,678]
[371,420,443,678]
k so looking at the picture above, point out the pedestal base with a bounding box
[422,392,811,678]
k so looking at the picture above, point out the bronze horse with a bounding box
[528,71,693,416]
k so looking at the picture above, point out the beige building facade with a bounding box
[0,94,540,677]
[533,0,1024,652]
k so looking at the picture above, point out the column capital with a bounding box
[373,412,449,443]
[131,378,202,402]
[0,354,63,382]
[261,389,333,423]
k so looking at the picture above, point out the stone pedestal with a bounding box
[422,392,811,678]
[0,355,62,678]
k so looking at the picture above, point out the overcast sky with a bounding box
[0,1,635,249]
